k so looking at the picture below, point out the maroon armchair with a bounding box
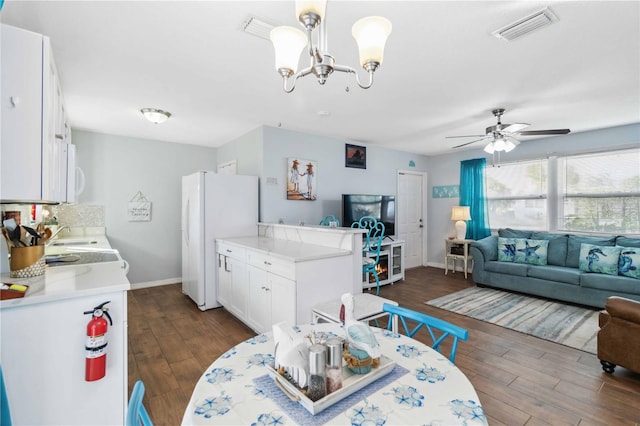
[597,296,640,374]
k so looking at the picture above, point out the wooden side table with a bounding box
[445,238,474,279]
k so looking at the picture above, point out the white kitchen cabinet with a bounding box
[1,24,71,203]
[216,241,248,319]
[246,262,296,334]
[217,235,356,334]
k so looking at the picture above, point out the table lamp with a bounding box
[451,206,471,240]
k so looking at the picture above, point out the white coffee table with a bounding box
[312,293,399,333]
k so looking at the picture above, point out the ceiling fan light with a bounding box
[494,137,507,151]
[504,140,516,152]
[140,108,171,124]
[352,16,392,68]
[270,26,308,74]
[484,142,495,154]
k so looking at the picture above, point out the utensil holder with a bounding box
[10,245,45,278]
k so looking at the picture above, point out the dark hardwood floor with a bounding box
[127,267,640,425]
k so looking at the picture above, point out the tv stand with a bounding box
[362,240,405,290]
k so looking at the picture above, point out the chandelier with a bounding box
[269,0,392,93]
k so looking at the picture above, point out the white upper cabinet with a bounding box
[1,24,72,203]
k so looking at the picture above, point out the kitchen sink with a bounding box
[45,251,120,266]
[50,240,99,246]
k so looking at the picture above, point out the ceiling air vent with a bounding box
[242,15,277,40]
[492,7,558,41]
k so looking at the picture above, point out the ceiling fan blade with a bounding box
[518,129,571,136]
[446,135,486,139]
[452,137,488,149]
[502,123,530,133]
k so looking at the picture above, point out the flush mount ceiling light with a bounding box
[140,108,171,124]
[269,0,392,93]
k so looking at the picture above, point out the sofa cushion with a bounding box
[526,265,581,285]
[578,244,621,276]
[531,232,568,267]
[618,246,640,279]
[580,273,640,294]
[514,239,549,265]
[485,260,528,277]
[616,236,640,248]
[567,235,616,268]
[498,228,533,239]
[498,237,518,262]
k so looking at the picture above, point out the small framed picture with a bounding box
[345,144,366,169]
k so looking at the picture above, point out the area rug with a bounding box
[425,287,599,354]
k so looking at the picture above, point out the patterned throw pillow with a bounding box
[498,237,518,262]
[514,239,549,265]
[578,244,621,276]
[618,246,640,279]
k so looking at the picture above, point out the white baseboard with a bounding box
[130,278,180,290]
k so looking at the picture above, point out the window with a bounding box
[484,148,640,234]
[485,159,547,230]
[558,149,640,234]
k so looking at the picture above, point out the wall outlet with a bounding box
[266,177,278,185]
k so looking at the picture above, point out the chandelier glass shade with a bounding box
[269,0,392,93]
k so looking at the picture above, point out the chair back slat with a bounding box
[382,303,468,363]
[319,215,339,226]
[126,380,153,426]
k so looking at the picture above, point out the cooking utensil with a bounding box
[1,227,15,249]
[23,226,40,246]
[40,228,53,245]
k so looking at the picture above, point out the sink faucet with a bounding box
[46,226,71,246]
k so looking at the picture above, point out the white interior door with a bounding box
[397,171,425,269]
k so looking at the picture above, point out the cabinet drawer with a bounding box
[217,241,246,261]
[247,250,295,280]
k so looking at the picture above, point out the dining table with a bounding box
[181,322,487,425]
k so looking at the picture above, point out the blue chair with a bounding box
[352,216,385,295]
[1,365,12,426]
[126,380,153,426]
[319,215,339,227]
[382,303,469,363]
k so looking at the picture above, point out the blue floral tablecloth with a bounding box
[182,323,487,425]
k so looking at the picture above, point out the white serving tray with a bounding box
[266,355,396,415]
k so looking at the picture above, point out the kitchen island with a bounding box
[216,223,365,333]
[0,231,130,425]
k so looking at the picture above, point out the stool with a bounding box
[312,293,399,333]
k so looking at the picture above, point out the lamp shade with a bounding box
[270,26,308,74]
[295,0,326,22]
[451,206,471,221]
[351,16,392,67]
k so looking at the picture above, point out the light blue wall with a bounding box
[259,126,428,225]
[425,123,640,267]
[73,130,217,284]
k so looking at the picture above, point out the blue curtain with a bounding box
[459,158,491,240]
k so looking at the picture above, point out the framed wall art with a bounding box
[287,158,317,201]
[345,144,366,169]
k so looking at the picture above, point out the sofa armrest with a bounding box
[471,235,498,262]
[605,296,640,324]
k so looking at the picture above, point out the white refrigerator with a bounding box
[181,171,259,310]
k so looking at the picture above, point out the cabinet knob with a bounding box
[264,261,272,266]
[9,96,20,107]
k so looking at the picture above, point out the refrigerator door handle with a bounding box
[184,200,190,244]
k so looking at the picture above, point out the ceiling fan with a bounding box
[448,108,571,153]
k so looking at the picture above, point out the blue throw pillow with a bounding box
[514,239,549,265]
[578,244,621,276]
[498,237,518,262]
[618,246,640,279]
[498,228,532,239]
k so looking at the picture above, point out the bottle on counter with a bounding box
[307,344,327,402]
[325,337,343,394]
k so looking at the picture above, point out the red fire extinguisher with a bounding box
[84,301,112,382]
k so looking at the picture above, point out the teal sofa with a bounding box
[470,229,640,309]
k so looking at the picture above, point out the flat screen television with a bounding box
[342,194,395,237]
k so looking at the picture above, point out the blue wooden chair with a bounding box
[319,214,339,227]
[382,303,469,363]
[352,216,385,295]
[126,380,153,426]
[1,365,12,426]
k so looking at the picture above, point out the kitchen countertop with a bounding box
[1,234,130,309]
[218,236,352,262]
